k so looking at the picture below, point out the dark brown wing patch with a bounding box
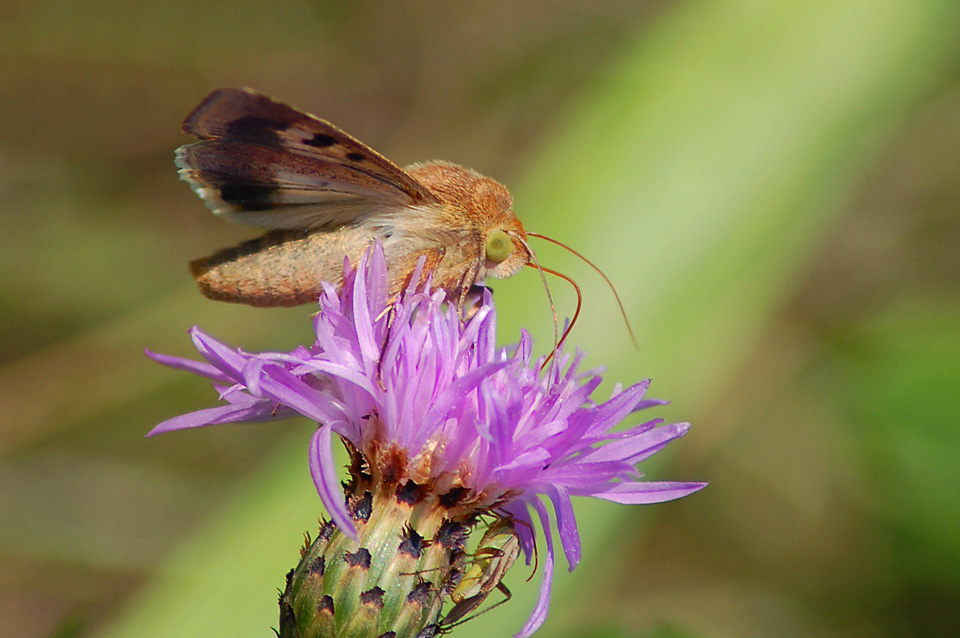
[176,141,410,229]
[181,88,439,204]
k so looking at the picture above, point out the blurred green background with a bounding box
[2,1,959,636]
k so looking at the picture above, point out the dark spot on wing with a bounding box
[219,183,278,210]
[225,116,286,145]
[306,133,337,147]
[346,152,366,162]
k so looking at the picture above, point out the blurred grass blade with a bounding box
[97,0,960,636]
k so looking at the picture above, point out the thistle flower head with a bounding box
[149,244,705,637]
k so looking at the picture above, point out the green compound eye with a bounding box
[485,230,513,263]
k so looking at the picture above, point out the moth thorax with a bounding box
[403,162,507,213]
[469,176,513,219]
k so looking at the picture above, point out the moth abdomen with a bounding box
[190,229,362,307]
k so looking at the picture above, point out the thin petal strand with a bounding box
[309,425,357,540]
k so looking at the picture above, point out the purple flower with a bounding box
[149,244,705,637]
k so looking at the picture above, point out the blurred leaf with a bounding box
[830,298,960,578]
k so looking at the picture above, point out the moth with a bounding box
[177,87,533,310]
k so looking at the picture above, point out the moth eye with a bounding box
[485,230,513,263]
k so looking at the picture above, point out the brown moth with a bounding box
[177,88,531,309]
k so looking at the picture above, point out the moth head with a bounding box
[469,177,531,280]
[483,218,531,280]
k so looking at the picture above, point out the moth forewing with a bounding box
[174,142,414,227]
[181,88,440,206]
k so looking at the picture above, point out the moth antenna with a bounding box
[528,232,638,349]
[509,233,561,363]
[532,265,582,371]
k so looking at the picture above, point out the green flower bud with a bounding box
[278,441,485,638]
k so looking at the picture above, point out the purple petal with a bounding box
[253,366,344,424]
[296,360,376,395]
[578,422,690,465]
[350,250,380,371]
[496,447,551,472]
[516,497,555,638]
[604,418,664,439]
[576,383,649,440]
[189,328,250,378]
[536,462,635,487]
[147,400,275,436]
[240,358,270,396]
[630,398,670,412]
[417,360,510,445]
[403,255,427,298]
[622,423,691,465]
[543,484,580,570]
[581,481,708,504]
[145,348,232,382]
[309,425,357,539]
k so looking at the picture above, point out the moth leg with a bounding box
[417,246,446,292]
[387,247,446,304]
[460,285,489,322]
[456,257,484,320]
